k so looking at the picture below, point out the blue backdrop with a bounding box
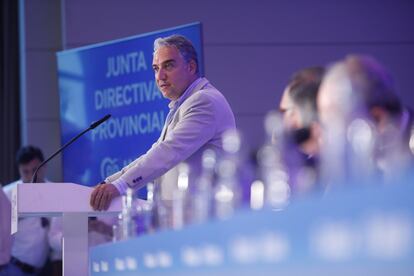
[57,22,204,192]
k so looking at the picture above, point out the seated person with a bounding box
[318,54,413,185]
[279,66,325,194]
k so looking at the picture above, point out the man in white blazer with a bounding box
[91,34,236,210]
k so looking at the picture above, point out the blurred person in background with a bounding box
[278,66,325,194]
[318,54,414,187]
[280,66,325,157]
[2,146,52,276]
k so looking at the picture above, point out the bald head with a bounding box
[318,55,401,128]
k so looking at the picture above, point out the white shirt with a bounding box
[3,181,50,268]
[0,188,11,265]
[48,217,63,261]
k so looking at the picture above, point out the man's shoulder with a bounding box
[180,78,233,118]
[2,180,21,199]
[187,84,227,106]
[3,180,21,190]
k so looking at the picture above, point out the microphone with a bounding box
[31,114,111,183]
[90,114,111,129]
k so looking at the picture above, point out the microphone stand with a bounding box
[31,114,111,183]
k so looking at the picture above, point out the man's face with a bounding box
[279,87,303,130]
[18,158,45,183]
[152,46,197,101]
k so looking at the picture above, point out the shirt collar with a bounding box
[17,178,50,184]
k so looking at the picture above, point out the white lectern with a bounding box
[11,183,125,276]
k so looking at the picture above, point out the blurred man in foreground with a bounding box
[279,66,325,194]
[318,55,413,186]
[279,66,324,157]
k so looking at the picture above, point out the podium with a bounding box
[11,183,124,276]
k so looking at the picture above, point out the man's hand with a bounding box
[90,183,120,211]
[88,219,113,236]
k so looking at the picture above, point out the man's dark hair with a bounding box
[287,66,325,126]
[15,145,44,165]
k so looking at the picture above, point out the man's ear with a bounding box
[188,60,197,74]
[310,121,322,139]
[370,106,390,132]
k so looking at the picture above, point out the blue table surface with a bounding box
[90,181,414,275]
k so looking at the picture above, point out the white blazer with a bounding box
[106,77,236,199]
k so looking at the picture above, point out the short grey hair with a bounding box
[154,34,199,74]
